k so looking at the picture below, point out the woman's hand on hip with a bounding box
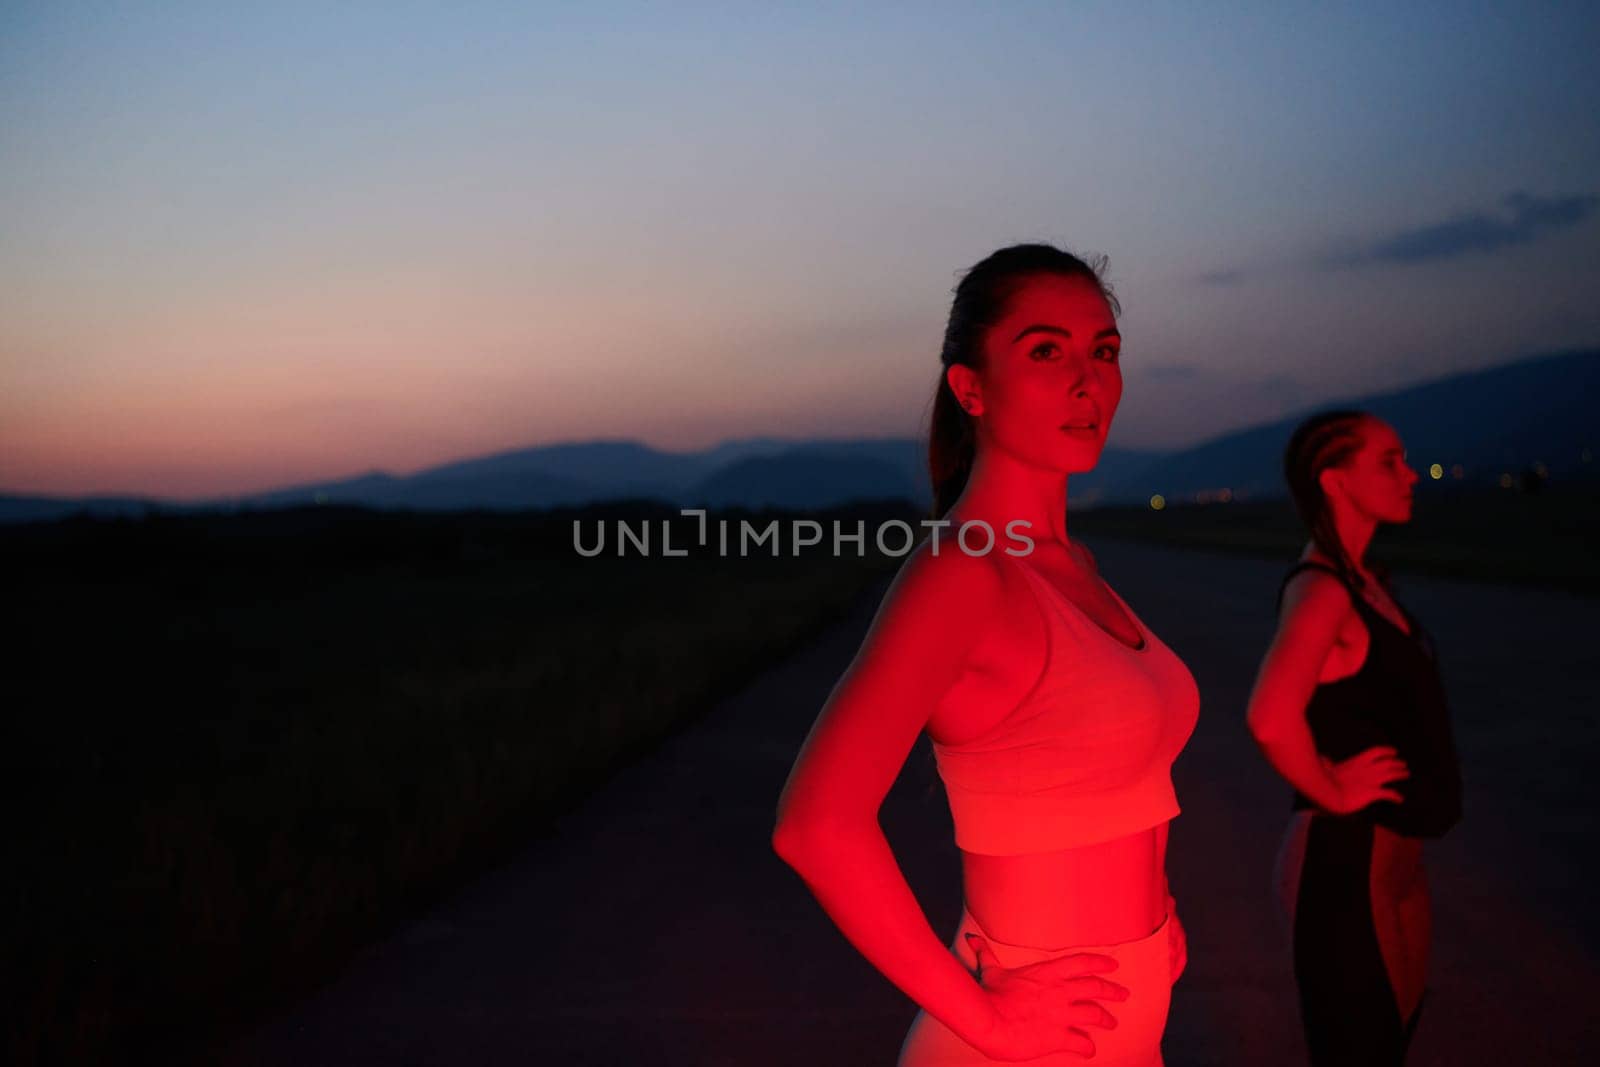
[962,934,1128,1061]
[1324,745,1409,814]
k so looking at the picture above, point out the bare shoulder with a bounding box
[875,538,1009,641]
[773,541,1014,829]
[1279,565,1355,633]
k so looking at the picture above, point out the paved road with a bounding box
[226,540,1599,1065]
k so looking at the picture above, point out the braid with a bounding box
[1284,410,1371,592]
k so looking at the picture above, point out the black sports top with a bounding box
[1276,561,1463,838]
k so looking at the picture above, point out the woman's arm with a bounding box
[1243,571,1358,811]
[772,543,1005,1046]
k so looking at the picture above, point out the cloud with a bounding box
[1329,191,1599,268]
[1193,268,1248,287]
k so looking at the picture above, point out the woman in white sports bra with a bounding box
[774,244,1200,1065]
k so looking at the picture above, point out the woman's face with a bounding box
[1327,418,1419,524]
[951,272,1123,475]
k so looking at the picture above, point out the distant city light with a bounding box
[1534,461,1549,478]
[1451,464,1464,480]
[1187,487,1234,505]
[1150,494,1166,511]
[1498,473,1514,489]
[1429,463,1443,479]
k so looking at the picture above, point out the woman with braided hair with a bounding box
[1245,411,1463,1065]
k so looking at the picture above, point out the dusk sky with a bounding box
[4,1,1598,499]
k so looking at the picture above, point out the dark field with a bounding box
[1073,485,1600,593]
[2,501,914,1066]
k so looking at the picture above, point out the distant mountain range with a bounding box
[1126,347,1598,502]
[3,349,1595,524]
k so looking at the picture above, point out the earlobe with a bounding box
[1317,467,1343,500]
[946,365,984,417]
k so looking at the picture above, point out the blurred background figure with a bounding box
[1246,411,1463,1065]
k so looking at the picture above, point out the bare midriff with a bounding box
[959,824,1168,948]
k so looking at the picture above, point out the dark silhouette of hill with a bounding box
[1124,348,1599,504]
[688,437,931,508]
[0,493,159,523]
[683,437,1170,511]
[690,450,916,509]
[0,438,1167,524]
[0,440,791,523]
[411,439,707,495]
[242,442,689,511]
[2,349,1593,523]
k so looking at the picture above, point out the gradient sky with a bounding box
[4,1,1598,499]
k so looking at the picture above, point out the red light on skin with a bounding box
[776,262,1190,1065]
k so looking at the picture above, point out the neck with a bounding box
[945,444,1072,550]
[1329,503,1377,578]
